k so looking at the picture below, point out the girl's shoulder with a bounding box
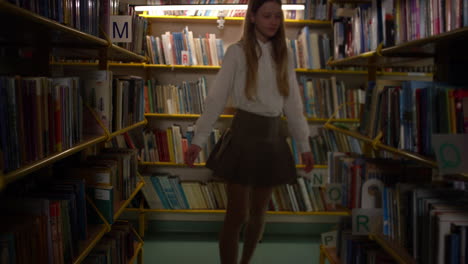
[226,41,245,54]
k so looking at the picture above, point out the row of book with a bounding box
[83,221,139,264]
[144,0,331,21]
[6,0,109,36]
[0,76,83,173]
[290,27,332,70]
[332,0,468,59]
[146,27,225,66]
[140,173,333,212]
[138,121,365,166]
[359,80,468,156]
[309,127,364,165]
[140,125,220,164]
[334,225,398,264]
[299,76,363,119]
[327,152,433,210]
[144,77,208,115]
[82,71,145,135]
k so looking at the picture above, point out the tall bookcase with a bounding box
[320,1,468,263]
[0,0,148,263]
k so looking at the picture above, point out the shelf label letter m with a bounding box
[110,16,132,43]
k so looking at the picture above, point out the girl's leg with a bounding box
[239,185,273,264]
[219,183,251,264]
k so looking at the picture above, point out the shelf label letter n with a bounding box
[110,16,132,43]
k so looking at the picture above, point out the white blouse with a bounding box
[191,40,311,153]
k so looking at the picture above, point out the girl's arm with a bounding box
[191,44,239,147]
[283,50,311,154]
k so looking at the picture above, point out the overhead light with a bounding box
[134,4,305,12]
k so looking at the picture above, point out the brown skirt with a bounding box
[205,109,297,187]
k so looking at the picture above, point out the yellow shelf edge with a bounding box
[113,181,145,220]
[124,208,350,215]
[109,45,147,62]
[72,225,108,264]
[328,51,377,66]
[4,135,108,185]
[369,233,416,264]
[324,123,438,168]
[128,241,144,264]
[320,246,341,264]
[108,119,148,140]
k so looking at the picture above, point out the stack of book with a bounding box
[146,27,224,66]
[299,76,363,119]
[0,76,83,173]
[144,77,208,114]
[288,26,332,70]
[359,80,468,156]
[332,0,468,59]
[140,173,333,212]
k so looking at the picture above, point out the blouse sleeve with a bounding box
[283,49,311,153]
[191,44,240,147]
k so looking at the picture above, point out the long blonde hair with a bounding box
[241,0,289,100]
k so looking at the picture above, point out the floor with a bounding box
[142,232,321,264]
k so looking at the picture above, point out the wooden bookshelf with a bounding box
[324,123,438,168]
[139,161,328,169]
[73,224,108,264]
[3,135,108,187]
[319,246,341,264]
[125,208,350,216]
[328,26,468,67]
[369,233,416,264]
[140,14,331,26]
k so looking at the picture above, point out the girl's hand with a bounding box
[301,152,314,173]
[184,144,202,167]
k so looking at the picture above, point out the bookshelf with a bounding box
[0,1,148,263]
[320,1,468,263]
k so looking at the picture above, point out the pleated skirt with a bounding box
[206,109,297,187]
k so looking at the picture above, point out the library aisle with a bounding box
[143,232,320,264]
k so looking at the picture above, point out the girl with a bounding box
[184,0,314,263]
